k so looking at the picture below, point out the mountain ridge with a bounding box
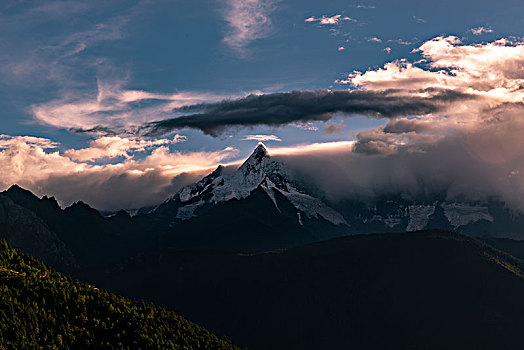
[158,143,347,226]
[89,229,524,350]
[3,144,524,274]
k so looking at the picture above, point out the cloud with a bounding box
[63,135,186,162]
[0,2,131,86]
[274,135,524,211]
[382,118,432,134]
[412,16,426,23]
[0,135,60,149]
[323,121,345,135]
[27,1,92,17]
[291,122,319,131]
[268,141,354,156]
[305,15,354,25]
[345,36,524,97]
[338,46,345,51]
[335,37,524,151]
[32,79,236,132]
[7,34,524,214]
[241,134,282,142]
[0,134,237,210]
[470,26,493,35]
[367,37,382,43]
[294,36,524,210]
[221,0,280,54]
[142,88,474,137]
[383,47,391,53]
[388,38,414,46]
[76,35,524,211]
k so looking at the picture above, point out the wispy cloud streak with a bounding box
[470,26,493,35]
[222,0,280,55]
[242,134,281,142]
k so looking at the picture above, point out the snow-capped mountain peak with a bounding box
[162,144,347,226]
[231,143,288,190]
[248,142,269,160]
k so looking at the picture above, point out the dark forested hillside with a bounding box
[1,185,143,270]
[89,230,524,350]
[0,239,238,349]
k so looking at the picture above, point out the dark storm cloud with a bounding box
[140,88,474,137]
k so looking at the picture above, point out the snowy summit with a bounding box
[165,143,347,225]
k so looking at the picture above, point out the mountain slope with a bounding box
[89,230,524,350]
[0,239,238,349]
[333,195,524,238]
[1,185,143,270]
[0,194,77,271]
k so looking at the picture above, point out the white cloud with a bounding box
[63,135,186,162]
[339,36,524,122]
[222,0,280,54]
[383,47,391,53]
[367,37,382,43]
[291,122,319,131]
[241,134,281,142]
[388,38,413,45]
[0,135,59,149]
[305,15,354,25]
[470,26,493,35]
[338,46,345,51]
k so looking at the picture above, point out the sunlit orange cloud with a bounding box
[207,141,357,170]
[0,134,238,209]
[267,141,355,156]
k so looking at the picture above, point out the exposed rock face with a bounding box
[0,195,77,271]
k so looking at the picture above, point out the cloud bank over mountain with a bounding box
[0,134,236,210]
[274,36,524,209]
[3,36,524,211]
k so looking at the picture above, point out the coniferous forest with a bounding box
[0,239,238,349]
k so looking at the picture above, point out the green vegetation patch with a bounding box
[0,239,238,350]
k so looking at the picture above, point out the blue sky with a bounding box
[1,0,523,209]
[2,0,521,145]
